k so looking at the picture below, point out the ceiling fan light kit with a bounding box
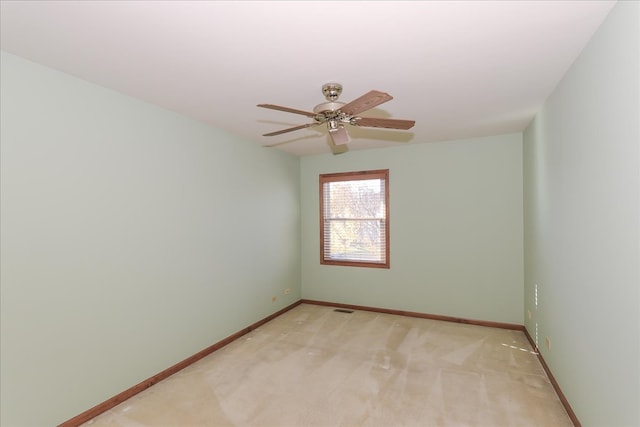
[258,83,415,154]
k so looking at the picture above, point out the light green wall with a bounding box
[0,51,301,426]
[523,2,639,425]
[301,134,524,324]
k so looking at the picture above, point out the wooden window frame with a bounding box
[319,169,390,269]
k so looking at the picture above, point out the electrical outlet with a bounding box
[546,337,551,350]
[528,310,532,320]
[284,288,291,295]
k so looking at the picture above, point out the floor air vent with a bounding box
[334,309,354,314]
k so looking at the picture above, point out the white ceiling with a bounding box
[0,0,616,156]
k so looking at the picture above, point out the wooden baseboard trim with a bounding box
[300,299,525,331]
[523,328,581,427]
[58,300,303,427]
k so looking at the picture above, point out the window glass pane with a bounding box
[325,179,384,219]
[325,219,385,262]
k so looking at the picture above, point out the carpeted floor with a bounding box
[82,303,572,426]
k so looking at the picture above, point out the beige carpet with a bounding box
[82,304,572,426]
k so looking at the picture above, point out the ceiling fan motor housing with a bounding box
[313,101,345,114]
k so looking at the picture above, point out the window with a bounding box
[320,169,389,268]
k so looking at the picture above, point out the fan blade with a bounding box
[257,104,317,118]
[328,126,350,146]
[353,117,415,130]
[340,90,393,116]
[263,122,320,137]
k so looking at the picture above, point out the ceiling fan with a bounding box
[257,83,415,154]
